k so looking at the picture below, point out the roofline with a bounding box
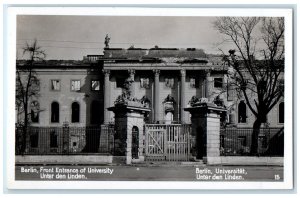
[16,64,100,69]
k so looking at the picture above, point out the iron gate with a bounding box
[145,124,191,161]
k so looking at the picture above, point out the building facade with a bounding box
[16,47,284,128]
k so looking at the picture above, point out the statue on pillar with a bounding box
[153,69,160,77]
[180,69,186,77]
[114,70,149,108]
[127,69,135,81]
[104,34,110,48]
[102,69,110,77]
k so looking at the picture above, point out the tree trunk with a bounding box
[250,118,262,155]
[21,103,28,155]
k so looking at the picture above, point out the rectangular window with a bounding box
[71,80,81,91]
[30,101,40,123]
[51,80,60,91]
[91,80,100,91]
[140,78,150,89]
[190,77,199,88]
[165,78,174,88]
[31,110,39,123]
[214,78,223,88]
[190,78,196,88]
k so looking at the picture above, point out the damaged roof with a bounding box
[103,48,209,63]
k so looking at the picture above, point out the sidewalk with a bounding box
[16,154,283,166]
[15,164,284,181]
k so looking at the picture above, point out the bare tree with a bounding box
[16,39,45,154]
[214,17,284,155]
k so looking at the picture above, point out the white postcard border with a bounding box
[5,6,294,190]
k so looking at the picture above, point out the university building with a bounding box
[16,47,284,128]
[15,47,284,162]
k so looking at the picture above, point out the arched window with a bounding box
[30,101,39,123]
[238,101,247,123]
[91,101,101,124]
[279,102,284,123]
[51,102,59,123]
[71,102,80,123]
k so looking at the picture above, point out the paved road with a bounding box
[15,164,283,181]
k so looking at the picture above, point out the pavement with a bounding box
[15,163,284,181]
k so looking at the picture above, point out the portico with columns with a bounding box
[101,48,227,124]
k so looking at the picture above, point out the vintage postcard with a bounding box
[4,6,294,190]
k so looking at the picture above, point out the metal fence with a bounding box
[16,124,284,158]
[15,125,115,155]
[220,127,284,156]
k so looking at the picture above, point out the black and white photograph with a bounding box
[4,6,294,190]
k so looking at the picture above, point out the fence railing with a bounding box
[220,127,284,156]
[15,125,115,155]
[144,124,192,134]
[16,124,284,157]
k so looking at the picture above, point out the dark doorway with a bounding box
[132,126,139,159]
[238,101,247,123]
[279,102,284,123]
[71,102,80,123]
[51,102,59,123]
[196,127,206,159]
[91,101,101,124]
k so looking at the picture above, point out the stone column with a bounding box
[205,70,213,102]
[103,69,110,124]
[180,70,186,123]
[153,70,160,123]
[128,69,135,97]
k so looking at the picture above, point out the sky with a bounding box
[16,15,235,60]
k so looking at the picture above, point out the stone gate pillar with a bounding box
[185,102,226,164]
[108,104,150,164]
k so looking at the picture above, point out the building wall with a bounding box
[231,97,284,128]
[17,69,104,127]
[227,71,284,128]
[17,67,284,128]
